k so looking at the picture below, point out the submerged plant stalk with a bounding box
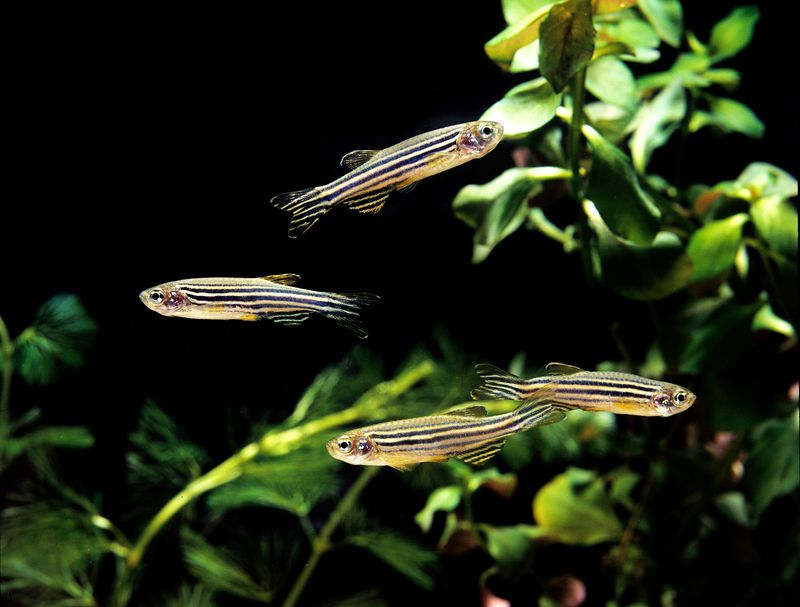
[125,359,435,573]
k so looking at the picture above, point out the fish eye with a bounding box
[338,439,353,453]
[149,290,164,304]
[675,392,686,404]
[480,125,493,137]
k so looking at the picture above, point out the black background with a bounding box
[4,1,797,603]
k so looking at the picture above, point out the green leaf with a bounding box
[597,18,661,64]
[13,294,97,385]
[207,455,342,518]
[686,213,749,283]
[752,300,795,339]
[690,97,765,139]
[586,55,637,110]
[609,468,641,510]
[481,524,543,576]
[482,77,562,138]
[454,167,563,263]
[708,6,760,62]
[585,201,693,300]
[503,0,554,25]
[629,79,686,173]
[539,0,596,93]
[162,584,217,607]
[415,485,462,532]
[715,492,751,527]
[584,102,634,143]
[750,195,799,261]
[584,126,661,244]
[533,467,623,545]
[5,426,94,461]
[638,0,683,47]
[347,530,437,590]
[182,529,273,602]
[510,40,540,72]
[486,3,555,69]
[743,410,800,518]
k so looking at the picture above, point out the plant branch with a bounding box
[124,359,435,573]
[281,467,380,607]
[566,66,593,280]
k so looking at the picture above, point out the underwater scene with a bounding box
[3,1,798,605]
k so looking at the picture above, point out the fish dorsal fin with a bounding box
[446,405,488,418]
[261,273,301,285]
[457,439,506,465]
[546,362,584,375]
[340,149,380,170]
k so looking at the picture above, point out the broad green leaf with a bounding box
[539,0,596,93]
[454,167,566,263]
[414,485,462,532]
[597,18,661,63]
[585,201,693,300]
[689,97,764,138]
[584,102,634,142]
[686,213,749,283]
[503,0,553,25]
[584,126,661,243]
[715,492,751,527]
[13,294,97,385]
[586,55,637,110]
[348,530,437,590]
[481,524,543,576]
[182,529,272,602]
[482,77,562,138]
[486,3,555,69]
[5,426,94,461]
[510,40,540,72]
[673,297,761,375]
[629,79,686,173]
[750,195,799,261]
[638,0,683,47]
[533,467,623,545]
[609,468,641,510]
[709,6,760,62]
[731,162,798,202]
[743,410,800,518]
[594,0,638,13]
[752,300,795,339]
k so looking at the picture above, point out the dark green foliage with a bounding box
[538,0,595,94]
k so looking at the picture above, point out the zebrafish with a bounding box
[139,274,379,338]
[271,121,504,237]
[471,363,695,417]
[326,397,565,471]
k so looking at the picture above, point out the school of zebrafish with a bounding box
[140,118,697,471]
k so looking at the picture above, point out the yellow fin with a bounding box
[446,405,487,418]
[457,439,506,465]
[261,273,301,285]
[546,362,584,375]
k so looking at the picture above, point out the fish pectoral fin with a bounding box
[388,461,418,472]
[345,188,392,214]
[340,149,380,170]
[396,182,418,194]
[264,311,312,326]
[545,362,584,375]
[457,439,506,465]
[261,273,301,285]
[443,405,487,418]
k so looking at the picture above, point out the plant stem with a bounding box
[0,313,14,458]
[281,467,380,607]
[124,359,435,574]
[567,66,593,280]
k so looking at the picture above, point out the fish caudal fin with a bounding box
[471,364,530,400]
[270,188,329,238]
[325,292,381,339]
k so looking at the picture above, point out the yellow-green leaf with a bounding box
[586,55,637,110]
[686,213,749,283]
[486,3,555,69]
[638,0,683,47]
[539,0,596,93]
[629,79,686,173]
[482,77,562,138]
[709,5,760,62]
[689,96,764,139]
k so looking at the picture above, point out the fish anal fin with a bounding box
[345,189,392,215]
[457,439,506,465]
[446,405,487,418]
[261,273,301,285]
[546,362,584,375]
[397,182,418,194]
[340,149,380,170]
[265,311,312,326]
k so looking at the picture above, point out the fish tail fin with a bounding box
[325,292,381,339]
[471,364,531,400]
[270,188,329,238]
[515,395,568,432]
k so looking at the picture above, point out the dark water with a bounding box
[4,1,797,605]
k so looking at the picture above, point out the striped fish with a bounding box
[326,397,566,471]
[139,274,379,338]
[471,363,696,417]
[271,121,504,237]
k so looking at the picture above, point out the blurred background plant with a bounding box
[2,1,797,606]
